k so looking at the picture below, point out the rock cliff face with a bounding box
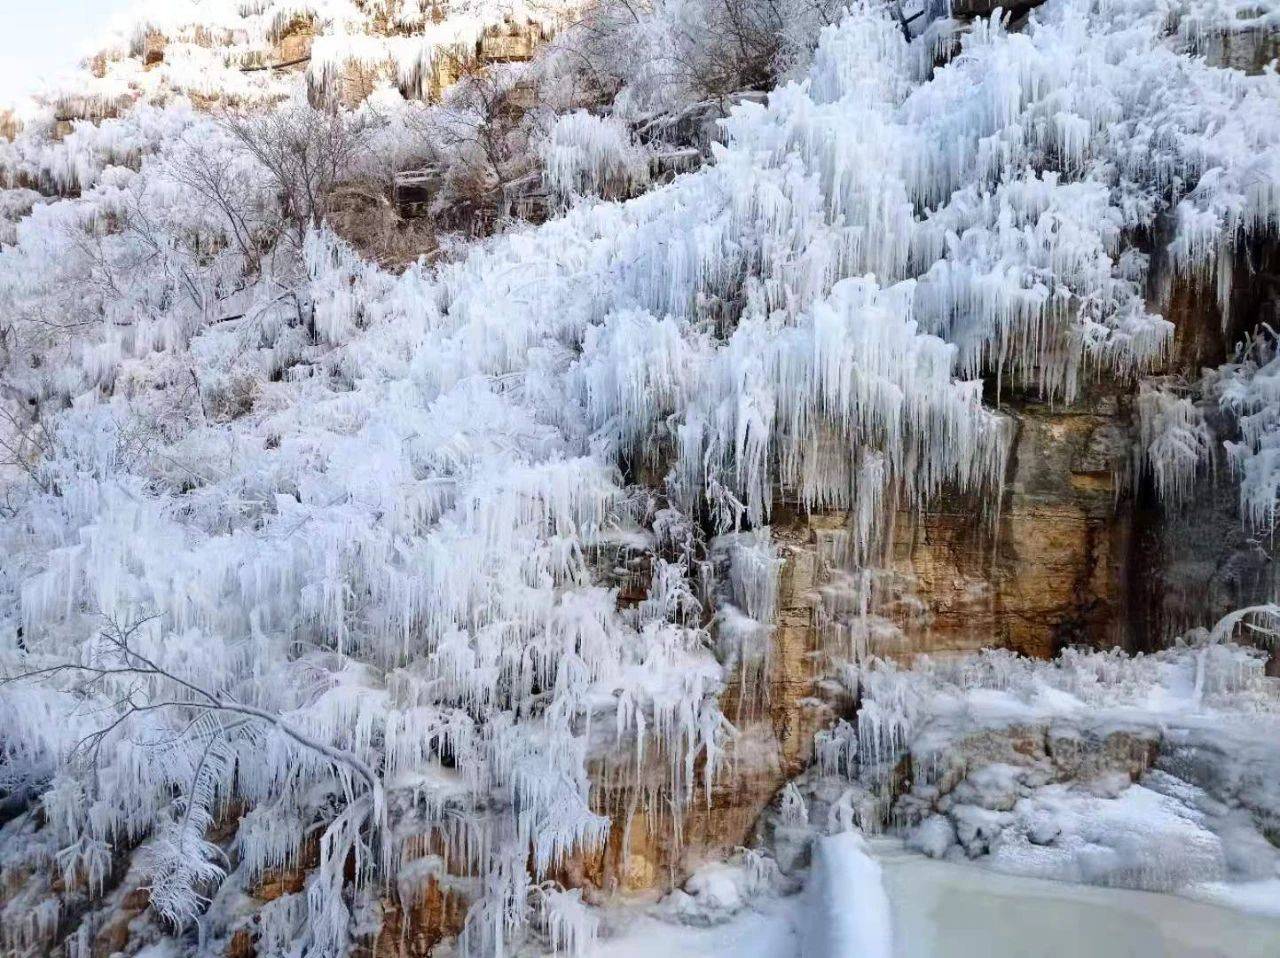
[776,394,1133,664]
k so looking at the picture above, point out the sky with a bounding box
[0,0,137,106]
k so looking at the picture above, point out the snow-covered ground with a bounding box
[593,898,803,958]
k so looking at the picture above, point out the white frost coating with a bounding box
[986,782,1229,892]
[801,831,893,958]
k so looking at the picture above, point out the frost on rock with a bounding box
[655,850,786,928]
[3,0,1280,955]
[784,635,1280,895]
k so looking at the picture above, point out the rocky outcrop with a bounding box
[761,394,1132,663]
[363,879,467,958]
[891,396,1133,658]
[477,19,548,64]
[1201,22,1280,74]
[0,110,18,143]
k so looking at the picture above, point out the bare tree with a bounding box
[408,52,549,233]
[0,395,56,502]
[11,615,381,795]
[3,613,387,927]
[164,137,268,267]
[220,105,372,252]
[551,0,844,106]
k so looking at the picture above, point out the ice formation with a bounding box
[801,832,892,958]
[778,635,1280,895]
[540,112,651,204]
[1204,332,1280,529]
[1,0,1280,955]
[1136,379,1213,508]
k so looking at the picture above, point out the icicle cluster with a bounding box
[1136,379,1213,507]
[1210,332,1280,530]
[540,111,651,204]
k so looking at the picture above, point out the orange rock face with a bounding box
[888,400,1133,659]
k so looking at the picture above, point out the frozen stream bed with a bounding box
[873,839,1280,958]
[594,838,1280,958]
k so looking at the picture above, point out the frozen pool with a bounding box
[595,838,1280,958]
[874,840,1280,958]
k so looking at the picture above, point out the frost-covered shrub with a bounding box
[219,104,373,251]
[550,0,846,116]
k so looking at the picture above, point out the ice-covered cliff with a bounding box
[2,1,1280,955]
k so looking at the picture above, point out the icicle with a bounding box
[1135,380,1213,508]
[541,112,651,205]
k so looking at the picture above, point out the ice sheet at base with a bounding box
[595,840,1280,958]
[877,839,1280,958]
[592,897,803,958]
[803,833,893,958]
